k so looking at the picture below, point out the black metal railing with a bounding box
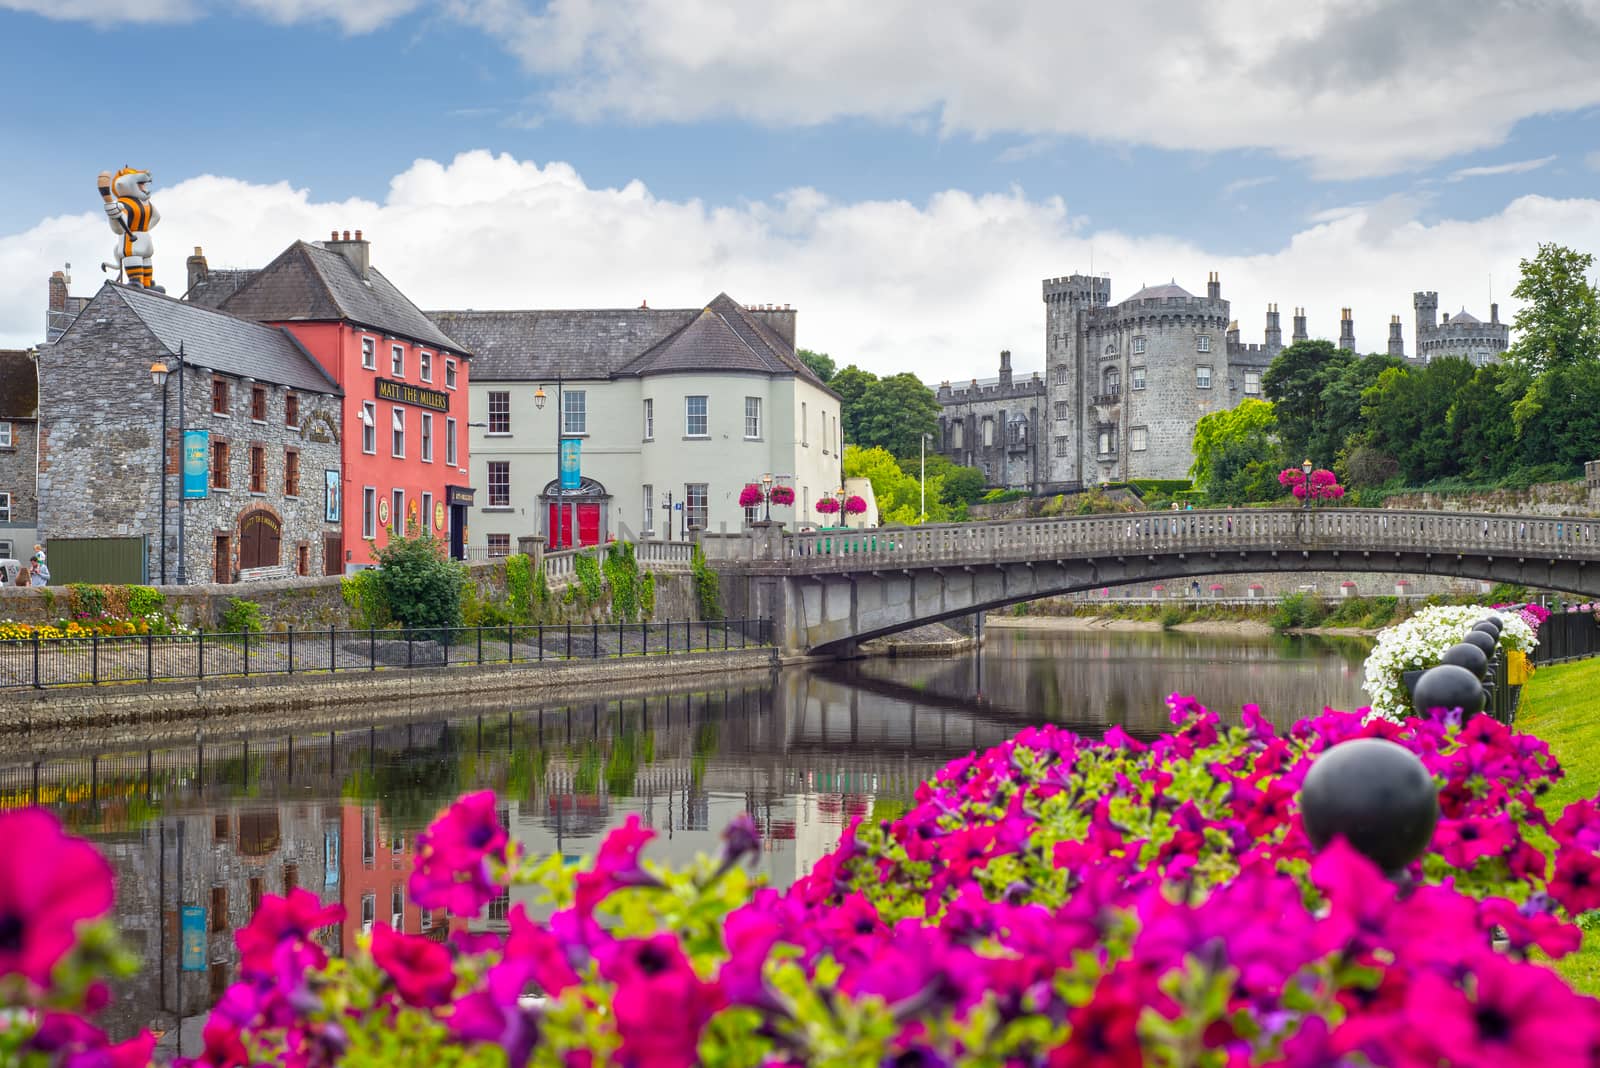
[0,618,773,691]
[1532,611,1600,665]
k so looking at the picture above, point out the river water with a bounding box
[0,627,1370,1050]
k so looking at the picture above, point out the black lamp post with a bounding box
[1301,457,1313,511]
[533,376,565,548]
[834,487,847,529]
[150,360,169,584]
[760,473,773,523]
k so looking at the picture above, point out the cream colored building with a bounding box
[430,294,842,553]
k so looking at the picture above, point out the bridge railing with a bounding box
[697,508,1600,572]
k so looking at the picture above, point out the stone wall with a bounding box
[0,417,38,559]
[1381,480,1594,517]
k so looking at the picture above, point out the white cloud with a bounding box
[1,151,1585,381]
[236,0,422,33]
[0,0,419,31]
[1448,155,1557,181]
[1222,176,1276,198]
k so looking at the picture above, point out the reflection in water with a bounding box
[0,627,1367,1049]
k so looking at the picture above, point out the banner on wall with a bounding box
[181,429,209,499]
[559,438,581,490]
[181,906,206,970]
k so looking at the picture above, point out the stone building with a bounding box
[0,349,39,562]
[934,351,1045,489]
[1412,292,1509,366]
[39,284,344,583]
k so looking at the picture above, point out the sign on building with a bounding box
[182,429,209,499]
[181,906,206,971]
[560,439,581,490]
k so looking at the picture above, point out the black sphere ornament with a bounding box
[1411,663,1486,717]
[1471,621,1501,639]
[1300,738,1440,876]
[1462,630,1498,657]
[1439,641,1489,679]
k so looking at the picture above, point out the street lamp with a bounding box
[534,377,566,548]
[835,486,847,529]
[150,361,169,584]
[920,431,932,521]
[760,473,773,523]
[1302,457,1314,511]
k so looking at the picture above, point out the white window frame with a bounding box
[361,893,375,935]
[563,390,587,435]
[420,412,433,462]
[391,407,406,458]
[801,401,808,446]
[1131,366,1147,390]
[0,421,12,448]
[446,417,458,467]
[486,534,510,558]
[643,398,654,440]
[421,492,433,533]
[1244,371,1261,396]
[445,359,457,390]
[361,337,376,370]
[391,489,404,533]
[1098,428,1117,456]
[685,395,708,438]
[362,487,376,539]
[487,391,510,435]
[1130,427,1148,452]
[744,397,761,440]
[1196,365,1213,389]
[391,344,405,378]
[0,492,9,523]
[420,350,433,383]
[1197,335,1212,353]
[1132,336,1147,355]
[642,485,653,533]
[685,483,708,530]
[361,402,376,455]
[487,461,510,508]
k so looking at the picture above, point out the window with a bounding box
[250,877,264,917]
[211,440,230,489]
[1132,337,1147,355]
[642,398,654,439]
[685,483,708,530]
[801,402,808,445]
[1197,335,1212,353]
[1054,364,1069,384]
[297,544,309,575]
[744,501,761,526]
[214,814,230,841]
[486,533,510,557]
[642,485,653,533]
[251,385,267,421]
[0,422,10,448]
[1196,365,1213,389]
[421,492,432,533]
[362,402,376,454]
[1102,367,1120,395]
[487,391,510,434]
[0,493,9,523]
[1244,371,1261,395]
[421,413,433,462]
[212,886,229,932]
[283,864,299,893]
[445,359,457,389]
[392,886,404,929]
[685,395,708,437]
[563,390,586,434]
[285,393,299,428]
[390,489,404,533]
[1131,366,1147,390]
[952,423,964,448]
[284,449,300,496]
[361,893,375,934]
[1130,427,1148,452]
[487,461,510,507]
[362,487,376,539]
[391,344,405,377]
[1098,428,1118,455]
[420,351,433,382]
[0,540,11,558]
[1054,436,1069,457]
[362,337,376,370]
[446,418,458,466]
[744,397,761,440]
[982,418,994,447]
[212,377,229,415]
[391,408,405,458]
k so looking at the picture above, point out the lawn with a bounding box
[1515,656,1600,993]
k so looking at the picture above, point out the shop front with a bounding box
[445,484,474,560]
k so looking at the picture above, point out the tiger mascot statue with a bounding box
[98,167,161,289]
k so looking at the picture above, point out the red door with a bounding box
[577,504,600,547]
[547,503,602,548]
[547,503,571,549]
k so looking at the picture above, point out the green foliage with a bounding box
[126,585,164,617]
[220,597,263,634]
[1128,478,1193,498]
[982,488,1027,504]
[1189,398,1283,504]
[341,569,391,628]
[1158,605,1184,630]
[573,551,603,605]
[1507,242,1600,378]
[373,526,465,633]
[797,348,837,382]
[1491,582,1532,604]
[833,366,941,459]
[534,565,552,620]
[844,444,950,524]
[1270,592,1328,632]
[691,545,722,620]
[920,452,987,507]
[640,570,657,619]
[1357,357,1476,484]
[68,582,106,618]
[602,542,642,622]
[505,553,533,621]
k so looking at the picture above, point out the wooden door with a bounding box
[547,503,572,549]
[239,513,281,570]
[577,504,601,547]
[214,535,231,584]
[323,535,342,576]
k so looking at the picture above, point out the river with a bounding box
[0,627,1370,1051]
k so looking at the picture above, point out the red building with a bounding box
[337,804,465,956]
[218,233,473,569]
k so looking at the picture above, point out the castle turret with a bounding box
[1388,314,1405,358]
[1414,291,1438,354]
[1338,308,1355,352]
[1265,304,1282,350]
[1490,302,1500,325]
[1226,320,1241,347]
[999,349,1012,389]
[1292,307,1308,344]
[1207,271,1221,301]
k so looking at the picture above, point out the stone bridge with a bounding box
[699,508,1600,655]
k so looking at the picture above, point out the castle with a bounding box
[936,274,1507,490]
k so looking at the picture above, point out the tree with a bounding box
[1189,398,1283,504]
[1516,360,1600,475]
[830,365,878,445]
[1357,358,1474,484]
[375,524,465,635]
[1444,363,1517,482]
[1262,340,1351,465]
[1506,243,1600,377]
[922,453,986,507]
[854,373,941,458]
[1317,353,1402,464]
[798,348,836,383]
[843,445,950,524]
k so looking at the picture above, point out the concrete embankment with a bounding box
[0,649,777,740]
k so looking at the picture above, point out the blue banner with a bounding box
[182,429,209,500]
[559,438,581,490]
[181,906,206,971]
[324,830,340,887]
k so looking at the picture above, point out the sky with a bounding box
[5,0,1600,381]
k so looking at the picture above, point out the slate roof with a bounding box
[109,284,340,395]
[220,241,467,354]
[1123,282,1196,303]
[1447,309,1482,325]
[187,268,260,309]
[0,350,37,418]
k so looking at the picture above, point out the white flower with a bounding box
[1361,604,1536,722]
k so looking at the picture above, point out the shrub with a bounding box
[573,551,603,605]
[341,569,391,629]
[602,542,641,622]
[1270,591,1326,631]
[219,597,263,634]
[374,528,464,634]
[1158,604,1184,629]
[639,570,657,619]
[981,488,1026,504]
[504,553,533,621]
[691,545,722,619]
[126,585,164,617]
[67,583,106,619]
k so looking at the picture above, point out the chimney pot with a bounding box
[355,230,362,241]
[193,246,203,256]
[343,230,351,241]
[331,230,338,241]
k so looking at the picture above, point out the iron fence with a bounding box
[0,618,773,691]
[1532,611,1600,665]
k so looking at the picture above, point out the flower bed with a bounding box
[1362,603,1538,720]
[0,613,195,642]
[8,696,1600,1066]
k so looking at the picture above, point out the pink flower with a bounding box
[370,923,456,1007]
[503,904,581,997]
[1433,816,1515,868]
[576,814,660,915]
[1049,965,1145,1068]
[1404,954,1594,1068]
[602,936,726,1068]
[738,483,763,508]
[0,809,115,986]
[234,888,342,978]
[410,791,511,917]
[1550,848,1600,914]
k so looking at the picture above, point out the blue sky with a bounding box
[5,0,1600,377]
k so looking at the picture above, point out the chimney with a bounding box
[1338,307,1355,351]
[327,229,371,280]
[1265,303,1282,350]
[1292,307,1308,343]
[999,349,1013,388]
[745,303,797,347]
[186,246,209,296]
[1388,314,1405,358]
[1490,302,1499,324]
[48,270,68,313]
[1207,271,1221,300]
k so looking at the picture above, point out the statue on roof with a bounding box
[97,167,161,290]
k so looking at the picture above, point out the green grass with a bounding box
[1515,657,1600,992]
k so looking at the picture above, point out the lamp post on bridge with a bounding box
[1301,457,1313,511]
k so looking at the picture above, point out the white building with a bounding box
[430,294,841,554]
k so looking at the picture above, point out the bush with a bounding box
[573,551,603,605]
[373,528,465,634]
[1158,604,1184,629]
[1270,591,1328,632]
[691,545,722,619]
[341,569,391,629]
[219,597,263,634]
[126,586,163,617]
[67,583,106,619]
[504,553,533,621]
[980,488,1027,504]
[602,542,642,622]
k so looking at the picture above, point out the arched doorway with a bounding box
[542,477,609,549]
[238,509,282,572]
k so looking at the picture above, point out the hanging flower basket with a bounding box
[843,495,867,515]
[769,485,795,506]
[1209,584,1224,592]
[738,483,764,508]
[815,498,841,515]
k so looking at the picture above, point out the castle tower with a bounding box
[1042,274,1111,488]
[1338,308,1355,352]
[1292,307,1308,344]
[1388,315,1405,358]
[1207,271,1221,300]
[1414,291,1438,357]
[999,349,1012,389]
[1265,304,1282,350]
